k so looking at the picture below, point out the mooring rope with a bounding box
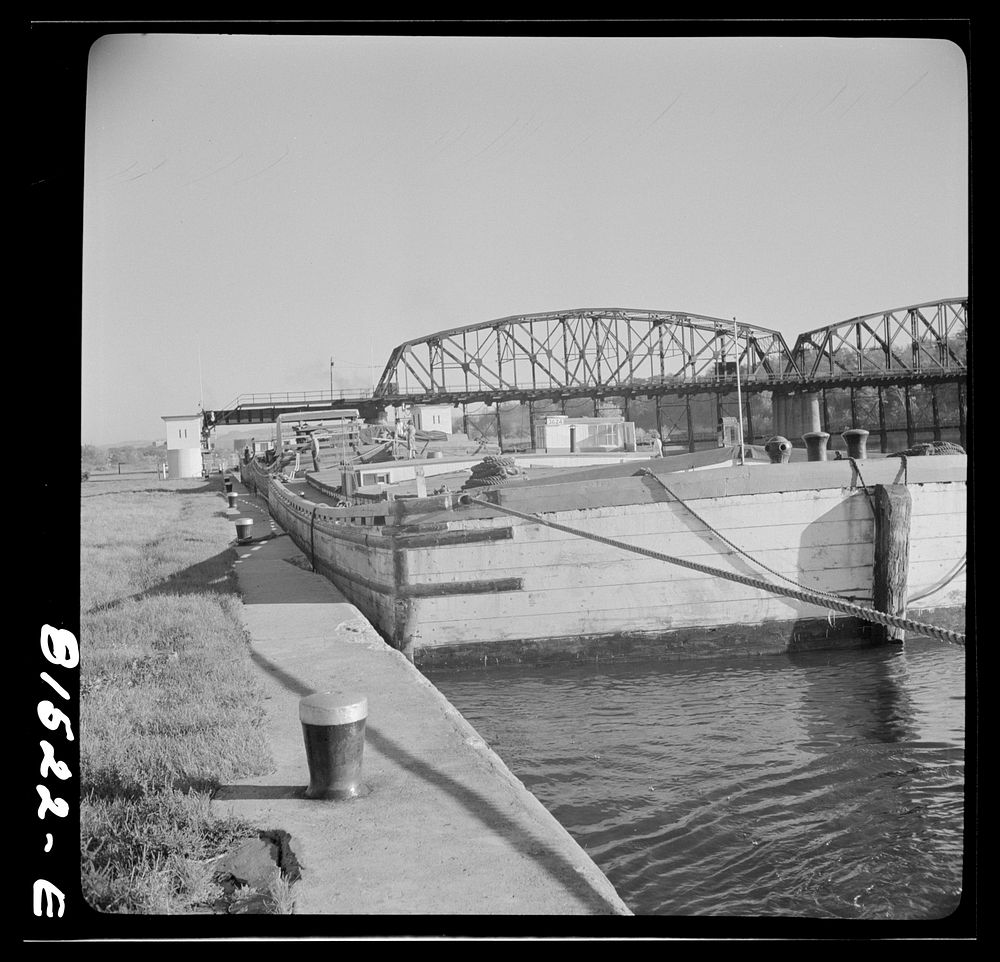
[643,463,965,620]
[906,557,967,606]
[637,468,868,603]
[460,494,965,646]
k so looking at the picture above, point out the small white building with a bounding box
[161,414,204,478]
[532,414,637,454]
[413,404,453,435]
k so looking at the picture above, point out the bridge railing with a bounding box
[378,367,968,398]
[217,389,375,410]
[213,367,970,420]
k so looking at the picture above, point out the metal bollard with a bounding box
[803,431,830,461]
[224,477,233,493]
[227,492,238,509]
[234,517,254,544]
[764,436,792,464]
[842,428,869,460]
[299,693,367,800]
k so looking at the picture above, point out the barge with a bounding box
[239,447,966,669]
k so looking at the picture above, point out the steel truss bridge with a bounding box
[204,297,967,450]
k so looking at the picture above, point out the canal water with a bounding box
[425,636,968,920]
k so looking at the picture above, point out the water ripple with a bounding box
[429,638,966,918]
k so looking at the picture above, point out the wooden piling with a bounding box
[872,484,912,643]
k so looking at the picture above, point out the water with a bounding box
[425,638,967,919]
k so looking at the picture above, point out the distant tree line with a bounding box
[81,443,165,469]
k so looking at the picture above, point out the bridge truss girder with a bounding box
[375,308,798,404]
[789,298,968,380]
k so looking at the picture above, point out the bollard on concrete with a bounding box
[842,428,869,460]
[234,517,254,544]
[224,477,234,493]
[803,431,830,461]
[227,491,238,509]
[764,436,792,464]
[299,692,368,800]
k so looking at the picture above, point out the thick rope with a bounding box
[907,558,967,606]
[637,468,869,603]
[643,463,964,609]
[461,494,965,646]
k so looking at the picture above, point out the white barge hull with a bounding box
[242,455,966,668]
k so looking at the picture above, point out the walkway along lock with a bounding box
[299,692,368,800]
[234,517,254,544]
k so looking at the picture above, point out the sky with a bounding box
[80,31,968,445]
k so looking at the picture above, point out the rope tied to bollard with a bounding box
[458,494,965,646]
[637,468,870,603]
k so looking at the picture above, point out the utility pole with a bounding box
[733,318,745,465]
[198,338,204,413]
[330,357,334,400]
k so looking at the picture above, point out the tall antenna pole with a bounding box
[733,317,745,465]
[198,338,204,413]
[330,356,334,400]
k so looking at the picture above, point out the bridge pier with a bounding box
[801,392,822,438]
[877,386,888,453]
[904,385,915,447]
[773,393,787,440]
[785,393,800,443]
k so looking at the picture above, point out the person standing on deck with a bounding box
[651,431,663,458]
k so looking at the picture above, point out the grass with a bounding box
[80,477,278,914]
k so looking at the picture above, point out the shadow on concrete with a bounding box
[216,784,308,800]
[235,650,613,907]
[85,548,240,614]
[86,530,294,615]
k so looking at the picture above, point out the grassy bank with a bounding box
[80,477,277,913]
